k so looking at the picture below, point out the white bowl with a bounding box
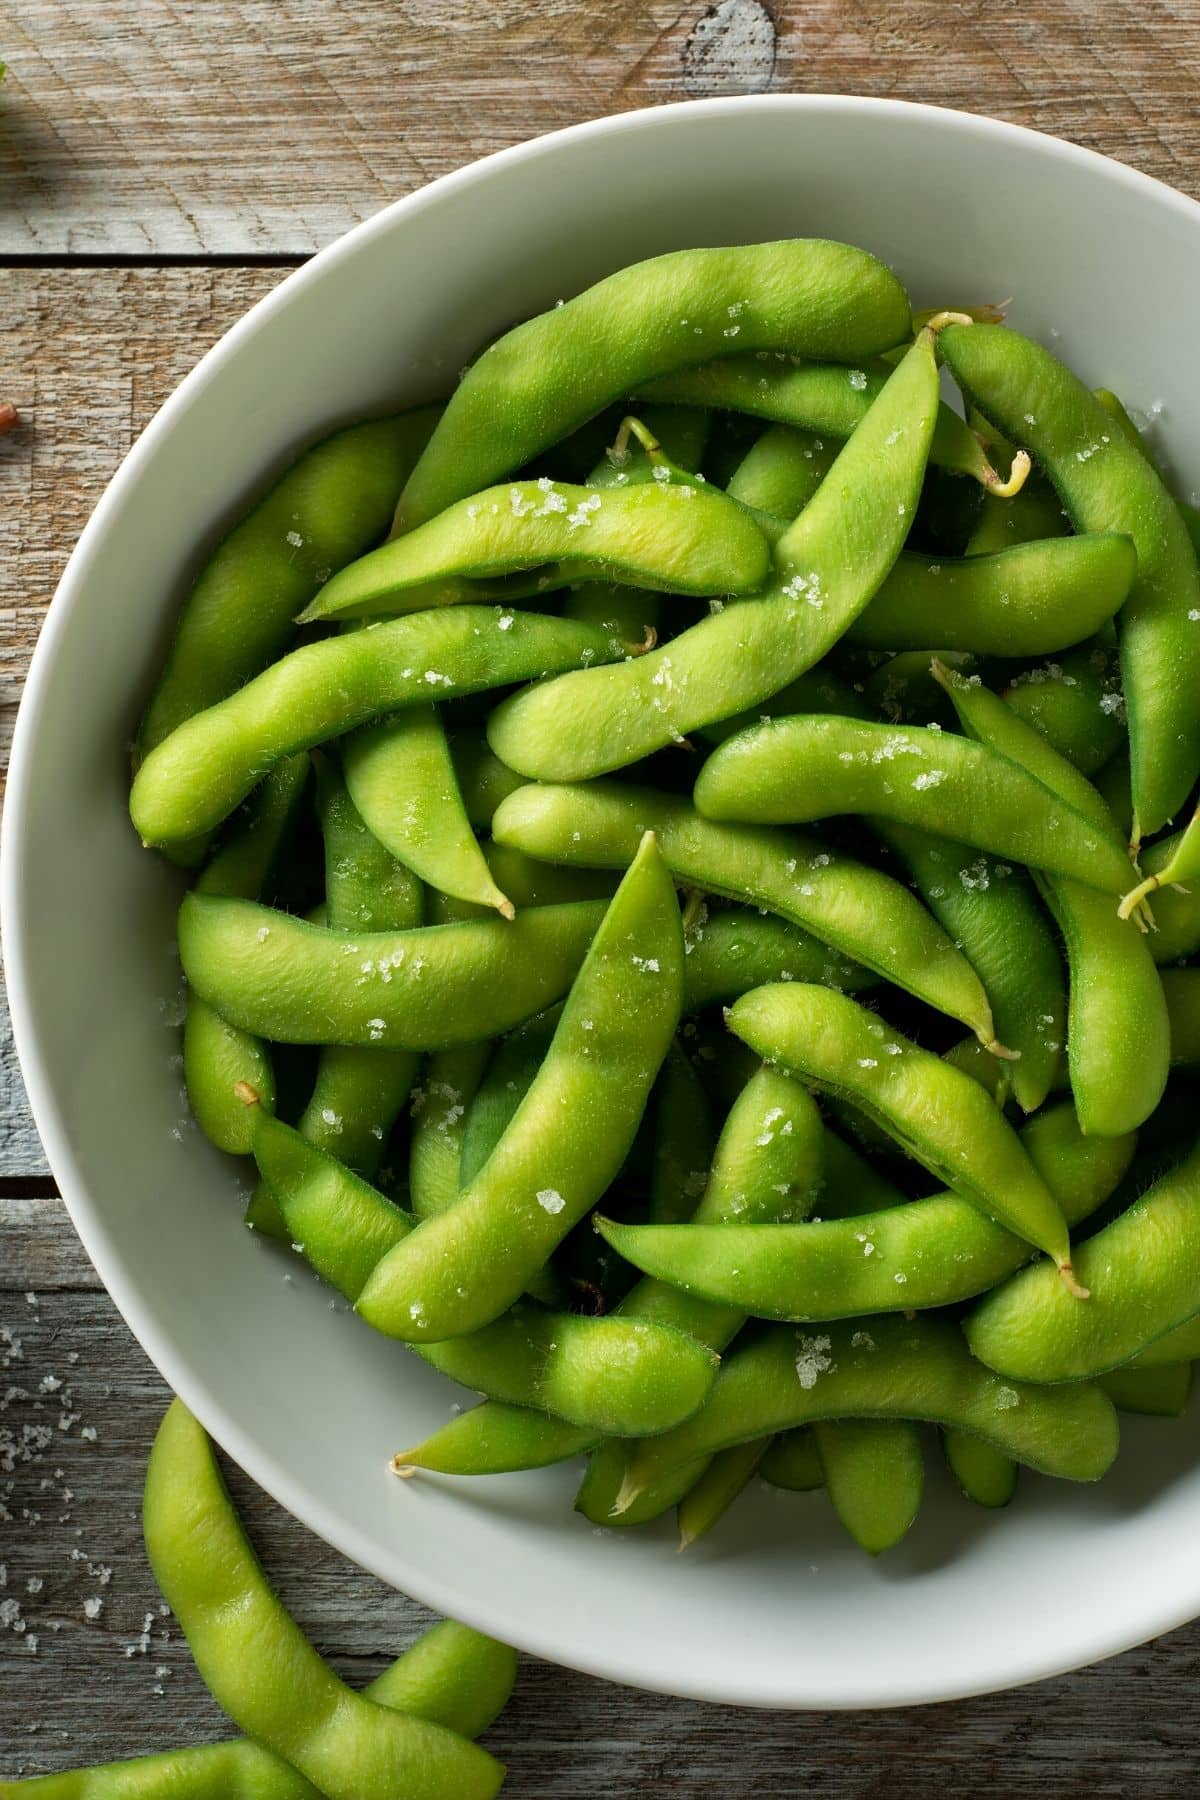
[7,95,1200,1711]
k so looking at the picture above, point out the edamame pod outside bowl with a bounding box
[7,95,1200,1710]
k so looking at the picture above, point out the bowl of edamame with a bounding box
[9,94,1200,1710]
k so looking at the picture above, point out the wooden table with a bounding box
[4,3,1200,1787]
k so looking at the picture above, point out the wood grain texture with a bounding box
[1,0,1198,254]
[4,1200,1200,1792]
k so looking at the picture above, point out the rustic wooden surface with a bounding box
[5,2,1200,1788]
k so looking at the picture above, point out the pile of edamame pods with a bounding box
[130,237,1200,1563]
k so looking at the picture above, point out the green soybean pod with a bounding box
[650,1045,716,1223]
[1142,830,1200,966]
[131,607,630,848]
[1001,638,1127,776]
[143,1402,502,1800]
[964,470,1068,556]
[1121,804,1200,921]
[677,1439,768,1550]
[936,662,1170,1138]
[178,895,607,1047]
[1125,1314,1200,1369]
[343,706,513,915]
[302,476,771,621]
[1098,1363,1192,1417]
[725,422,837,516]
[942,1429,1017,1508]
[457,1010,561,1192]
[409,1044,493,1220]
[490,781,1000,1049]
[966,1140,1200,1382]
[395,241,912,529]
[635,354,1018,490]
[598,1100,1134,1322]
[183,755,311,1156]
[355,833,683,1341]
[1162,969,1200,1066]
[613,1314,1119,1516]
[681,906,878,1010]
[759,1429,824,1492]
[940,323,1200,838]
[0,1620,516,1798]
[394,1404,598,1478]
[815,1128,908,1220]
[485,327,940,781]
[136,407,440,764]
[861,649,980,728]
[873,821,1065,1111]
[728,983,1081,1283]
[1093,384,1200,551]
[941,1035,1012,1106]
[450,732,528,831]
[693,714,1136,897]
[814,1419,924,1555]
[843,533,1134,656]
[695,661,875,747]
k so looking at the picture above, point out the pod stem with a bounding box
[389,1453,419,1478]
[1057,1261,1090,1300]
[984,1037,1021,1064]
[234,1081,262,1107]
[610,1468,643,1518]
[609,414,664,466]
[979,447,1033,498]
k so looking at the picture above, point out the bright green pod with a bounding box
[650,1045,715,1224]
[725,421,836,516]
[942,1429,1017,1508]
[182,755,310,1155]
[636,353,1014,488]
[1001,638,1126,776]
[136,408,440,761]
[1120,803,1200,921]
[457,1010,561,1193]
[940,323,1200,837]
[0,1620,515,1797]
[1125,1314,1200,1369]
[966,1141,1200,1382]
[142,1402,503,1800]
[302,477,771,621]
[681,906,878,1010]
[1163,969,1200,1065]
[937,662,1170,1138]
[343,706,512,915]
[844,533,1135,655]
[491,780,998,1047]
[1093,384,1200,553]
[598,1100,1133,1322]
[178,894,607,1047]
[1098,1363,1192,1417]
[814,1419,924,1555]
[815,1128,908,1220]
[873,820,1065,1111]
[759,1429,824,1492]
[356,834,683,1340]
[727,984,1080,1279]
[396,240,912,529]
[131,607,629,847]
[450,732,527,831]
[1142,829,1200,965]
[694,714,1136,897]
[677,1439,767,1550]
[409,1044,493,1221]
[249,1105,716,1437]
[964,471,1068,556]
[393,1403,598,1478]
[861,649,980,727]
[695,661,874,746]
[486,329,940,780]
[614,1315,1119,1514]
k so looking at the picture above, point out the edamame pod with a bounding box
[759,1429,824,1492]
[1121,804,1200,920]
[396,240,912,528]
[143,1402,503,1800]
[814,1419,923,1555]
[964,470,1068,556]
[725,422,836,517]
[491,781,998,1047]
[940,323,1200,837]
[302,478,770,621]
[1162,969,1200,1066]
[136,407,440,761]
[694,715,1136,896]
[486,328,940,779]
[344,706,512,915]
[942,1429,1017,1508]
[677,1439,767,1550]
[409,1044,492,1219]
[356,834,683,1340]
[131,607,630,846]
[394,1403,598,1477]
[600,1101,1132,1322]
[450,731,527,830]
[844,533,1134,655]
[1098,1363,1192,1417]
[2,1620,516,1797]
[1142,828,1200,965]
[1125,1313,1200,1369]
[182,756,310,1155]
[966,1140,1200,1381]
[179,894,608,1047]
[636,354,1016,489]
[815,1128,908,1220]
[1002,639,1126,776]
[873,821,1065,1111]
[728,984,1082,1281]
[681,905,877,1010]
[937,663,1170,1137]
[614,1315,1119,1514]
[650,1046,715,1223]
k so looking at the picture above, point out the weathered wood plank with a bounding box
[2,0,1199,254]
[4,1210,1200,1790]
